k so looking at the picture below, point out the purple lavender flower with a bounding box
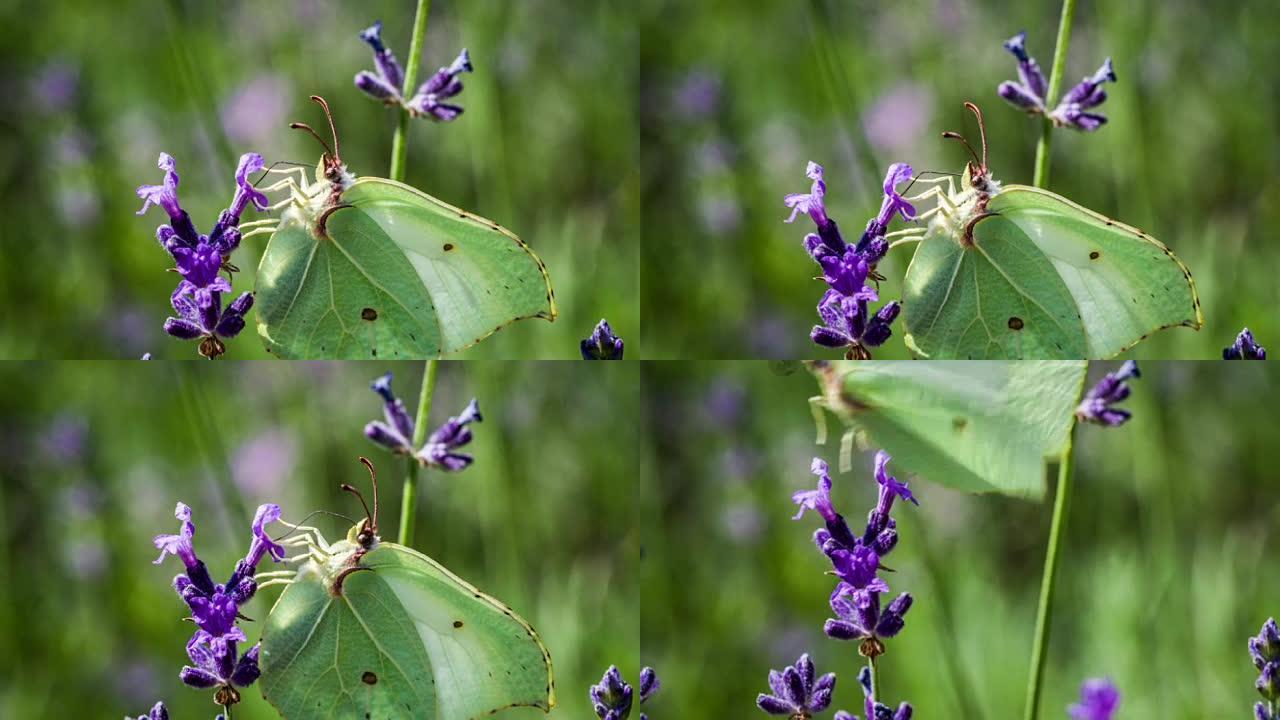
[582,319,625,360]
[639,667,660,704]
[1068,678,1121,720]
[125,701,169,720]
[1225,328,1267,360]
[356,20,473,122]
[1075,361,1139,426]
[591,666,634,720]
[137,152,265,358]
[153,502,282,709]
[419,399,482,470]
[364,372,417,454]
[849,666,913,720]
[788,162,908,358]
[997,31,1116,132]
[755,653,836,716]
[1251,618,1280,719]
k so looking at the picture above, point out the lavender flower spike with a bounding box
[364,372,417,454]
[755,653,836,716]
[357,21,405,99]
[1051,58,1117,131]
[639,666,660,703]
[997,31,1049,113]
[126,701,169,720]
[1225,327,1267,360]
[1251,618,1280,719]
[1075,360,1139,426]
[407,48,474,121]
[590,666,634,720]
[136,153,199,246]
[1068,678,1121,720]
[582,319,625,360]
[418,399,483,470]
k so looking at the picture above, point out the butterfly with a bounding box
[245,97,556,359]
[893,103,1201,359]
[258,458,554,719]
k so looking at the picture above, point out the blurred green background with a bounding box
[640,0,1279,359]
[1,0,637,359]
[642,361,1280,717]
[0,361,638,718]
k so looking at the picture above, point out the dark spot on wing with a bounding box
[443,243,454,252]
[1008,316,1024,330]
[453,620,464,628]
[362,671,377,685]
[1089,251,1100,260]
[361,307,377,321]
[953,417,967,430]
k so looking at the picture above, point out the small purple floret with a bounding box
[1075,360,1140,426]
[1225,327,1267,360]
[582,319,625,360]
[1068,678,1121,720]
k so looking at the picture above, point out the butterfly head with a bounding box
[944,102,998,195]
[341,457,380,551]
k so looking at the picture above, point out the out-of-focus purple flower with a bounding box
[221,75,292,146]
[231,428,297,497]
[40,413,87,464]
[1225,328,1267,360]
[590,666,633,720]
[755,653,836,716]
[1075,360,1139,426]
[419,399,482,470]
[125,701,169,720]
[407,49,474,122]
[998,31,1117,132]
[582,319,625,360]
[31,60,79,113]
[1068,678,1121,720]
[364,372,417,454]
[862,84,934,155]
[1251,618,1280,718]
[674,69,723,119]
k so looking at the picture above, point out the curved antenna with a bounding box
[309,95,340,161]
[339,482,373,530]
[270,509,358,542]
[902,169,963,195]
[963,102,989,170]
[941,131,981,168]
[252,159,315,188]
[288,122,333,158]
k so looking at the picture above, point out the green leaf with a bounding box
[902,184,1201,359]
[261,540,554,720]
[809,360,1087,499]
[255,177,555,359]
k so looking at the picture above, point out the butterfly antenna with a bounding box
[310,95,341,161]
[359,456,378,533]
[964,102,989,171]
[340,481,374,534]
[288,122,333,159]
[270,509,357,542]
[941,131,981,168]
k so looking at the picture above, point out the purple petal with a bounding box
[998,81,1045,112]
[356,70,400,102]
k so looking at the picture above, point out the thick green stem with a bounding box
[388,0,432,182]
[1023,426,1077,720]
[398,360,438,547]
[1032,0,1077,189]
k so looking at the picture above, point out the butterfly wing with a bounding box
[255,212,442,359]
[343,177,557,354]
[902,213,1088,359]
[986,185,1202,357]
[811,360,1086,499]
[260,543,554,720]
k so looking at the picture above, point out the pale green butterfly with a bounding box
[891,103,1201,359]
[259,458,555,719]
[808,360,1087,500]
[243,97,556,359]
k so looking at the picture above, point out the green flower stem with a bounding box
[388,0,432,182]
[1022,425,1077,720]
[398,360,438,547]
[1032,0,1077,189]
[868,654,881,706]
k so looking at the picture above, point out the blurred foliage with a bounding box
[640,0,1280,358]
[0,361,639,718]
[643,361,1280,717]
[0,0,637,359]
